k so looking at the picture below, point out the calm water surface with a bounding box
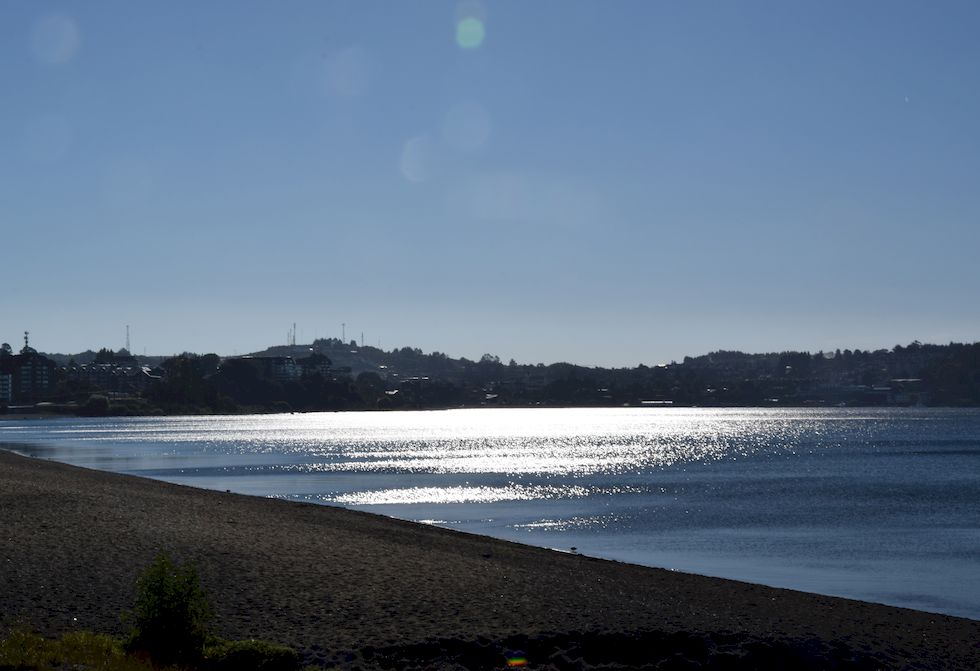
[2,407,978,620]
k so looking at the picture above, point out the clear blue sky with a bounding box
[3,1,979,366]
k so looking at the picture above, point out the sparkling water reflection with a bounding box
[2,407,979,620]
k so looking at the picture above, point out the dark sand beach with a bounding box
[1,450,977,669]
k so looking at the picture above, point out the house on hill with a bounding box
[0,335,58,403]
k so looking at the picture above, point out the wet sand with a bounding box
[1,450,977,669]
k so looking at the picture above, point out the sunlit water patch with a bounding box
[514,514,624,531]
[322,483,645,505]
[330,483,588,505]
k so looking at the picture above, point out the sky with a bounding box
[3,1,980,367]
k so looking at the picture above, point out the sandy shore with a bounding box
[1,451,977,669]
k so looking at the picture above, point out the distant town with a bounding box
[2,331,979,416]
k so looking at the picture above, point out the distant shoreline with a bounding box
[2,449,978,669]
[6,340,978,416]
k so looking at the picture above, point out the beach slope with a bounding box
[1,451,976,669]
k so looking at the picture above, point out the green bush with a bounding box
[0,628,304,671]
[125,553,213,666]
[204,639,301,671]
[0,628,157,671]
[0,628,47,669]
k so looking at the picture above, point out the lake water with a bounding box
[2,407,978,620]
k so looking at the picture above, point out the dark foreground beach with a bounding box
[1,451,977,670]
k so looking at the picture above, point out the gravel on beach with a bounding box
[1,450,977,669]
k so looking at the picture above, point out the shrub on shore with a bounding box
[0,628,157,670]
[121,552,303,670]
[0,555,304,671]
[124,553,213,666]
[203,638,301,671]
[0,628,308,670]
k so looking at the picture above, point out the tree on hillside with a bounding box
[355,372,385,407]
[210,359,278,407]
[147,354,219,409]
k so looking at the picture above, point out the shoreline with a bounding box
[9,444,976,624]
[2,450,979,669]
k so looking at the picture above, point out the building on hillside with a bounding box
[0,373,12,404]
[4,344,58,403]
[232,356,303,382]
[298,353,332,378]
[266,357,300,382]
[67,362,159,394]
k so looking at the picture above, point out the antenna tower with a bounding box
[24,331,29,351]
[126,325,131,352]
[342,322,346,342]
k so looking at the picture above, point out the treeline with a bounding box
[144,354,367,414]
[22,339,980,416]
[124,340,980,414]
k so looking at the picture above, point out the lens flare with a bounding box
[400,135,433,183]
[31,14,80,64]
[455,17,485,49]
